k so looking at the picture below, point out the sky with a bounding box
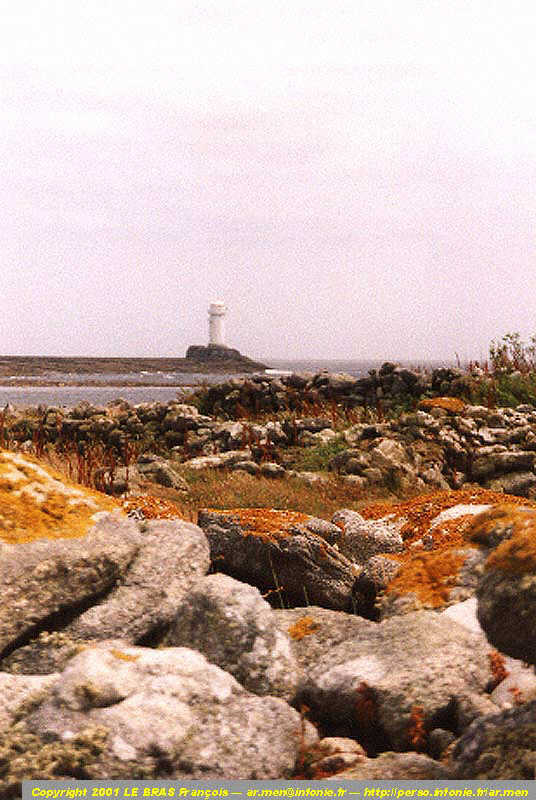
[2,0,536,361]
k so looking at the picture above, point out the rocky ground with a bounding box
[5,367,536,500]
[2,368,536,789]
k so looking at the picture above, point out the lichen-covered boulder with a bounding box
[0,449,121,543]
[197,509,359,610]
[465,504,536,550]
[450,700,536,778]
[474,506,536,664]
[7,641,317,782]
[330,509,404,563]
[377,547,486,619]
[0,449,140,660]
[64,519,210,644]
[166,573,298,699]
[418,397,465,414]
[295,611,494,751]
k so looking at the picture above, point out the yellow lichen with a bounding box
[110,649,140,662]
[465,504,536,548]
[0,449,121,544]
[288,615,320,640]
[384,548,468,608]
[203,507,311,543]
[122,494,185,520]
[418,397,466,413]
[485,523,536,575]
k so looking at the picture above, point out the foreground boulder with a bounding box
[0,449,139,660]
[474,505,536,664]
[450,700,536,778]
[166,573,298,700]
[0,450,210,670]
[291,609,495,752]
[1,641,316,784]
[64,519,210,645]
[197,508,358,610]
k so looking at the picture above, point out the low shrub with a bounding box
[292,436,348,472]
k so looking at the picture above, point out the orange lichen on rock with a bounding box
[488,649,509,688]
[0,448,120,544]
[203,507,311,542]
[383,548,468,608]
[408,705,427,751]
[288,615,320,640]
[485,519,536,575]
[358,490,536,609]
[465,504,536,548]
[122,494,186,520]
[361,488,536,549]
[426,516,476,552]
[110,648,140,662]
[418,396,466,413]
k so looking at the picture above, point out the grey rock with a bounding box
[1,631,86,675]
[490,668,536,709]
[198,511,359,611]
[274,607,377,672]
[183,449,251,470]
[485,470,536,497]
[362,467,384,485]
[167,573,298,699]
[302,517,344,545]
[330,509,404,563]
[259,462,286,478]
[288,471,331,486]
[353,555,402,618]
[428,728,456,760]
[477,568,536,665]
[137,459,188,491]
[473,449,534,479]
[230,460,260,475]
[369,438,413,472]
[0,513,141,658]
[450,700,536,778]
[331,751,453,780]
[0,672,58,732]
[64,520,210,644]
[19,641,317,779]
[296,611,492,750]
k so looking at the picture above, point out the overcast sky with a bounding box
[2,1,536,361]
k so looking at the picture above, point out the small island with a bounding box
[0,349,267,385]
[0,302,267,385]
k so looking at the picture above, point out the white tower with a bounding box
[208,301,226,346]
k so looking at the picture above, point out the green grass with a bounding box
[176,468,383,519]
[291,436,348,472]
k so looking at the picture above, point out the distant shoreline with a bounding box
[0,355,266,381]
[0,380,198,388]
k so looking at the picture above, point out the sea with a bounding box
[0,358,453,409]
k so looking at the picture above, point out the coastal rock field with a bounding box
[2,366,536,787]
